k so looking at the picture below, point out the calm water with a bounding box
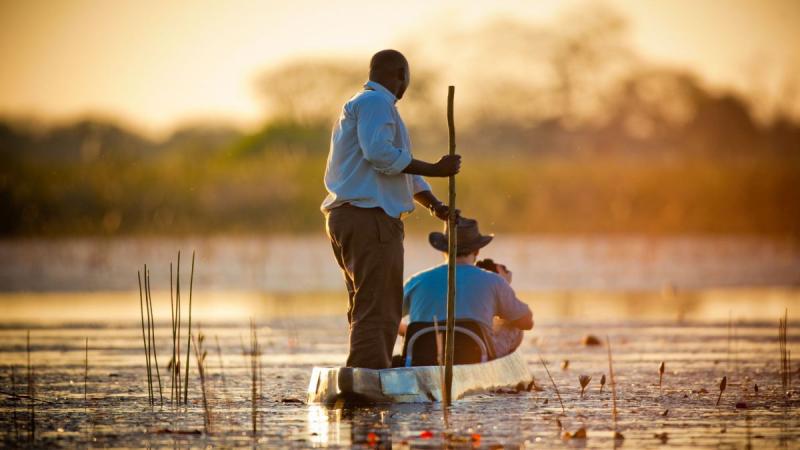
[1,236,798,447]
[0,293,799,449]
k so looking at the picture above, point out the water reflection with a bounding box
[308,404,435,448]
[307,406,349,446]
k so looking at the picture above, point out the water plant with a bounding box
[716,376,727,406]
[659,361,665,393]
[175,252,183,405]
[214,335,229,404]
[600,374,606,393]
[84,337,89,409]
[249,318,261,435]
[145,267,164,405]
[779,309,789,395]
[11,365,18,440]
[606,335,623,440]
[27,330,35,443]
[579,375,591,399]
[183,251,196,406]
[138,271,154,405]
[538,354,565,414]
[192,332,211,433]
[169,261,176,406]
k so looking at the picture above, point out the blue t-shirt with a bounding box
[403,263,531,331]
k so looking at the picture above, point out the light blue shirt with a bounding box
[321,80,431,218]
[403,263,531,332]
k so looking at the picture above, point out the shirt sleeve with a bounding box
[494,277,531,321]
[356,96,412,175]
[412,175,431,194]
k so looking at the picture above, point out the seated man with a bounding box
[401,218,533,358]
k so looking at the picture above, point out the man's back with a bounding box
[321,81,430,219]
[403,263,530,333]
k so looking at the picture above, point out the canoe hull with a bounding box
[307,350,531,405]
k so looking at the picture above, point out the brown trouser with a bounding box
[325,204,404,369]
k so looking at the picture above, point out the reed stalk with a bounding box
[84,337,88,409]
[538,354,565,414]
[183,251,195,405]
[138,271,153,405]
[606,336,619,437]
[779,309,789,394]
[169,261,176,406]
[214,335,229,404]
[145,267,164,405]
[12,365,18,440]
[176,252,182,404]
[27,330,34,442]
[249,319,260,435]
[192,333,211,433]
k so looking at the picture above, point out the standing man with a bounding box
[321,49,461,369]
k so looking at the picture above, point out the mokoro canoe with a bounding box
[307,349,532,405]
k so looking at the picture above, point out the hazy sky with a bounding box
[1,0,798,136]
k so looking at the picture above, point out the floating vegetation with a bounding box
[716,376,727,407]
[579,375,591,399]
[562,426,586,440]
[581,335,602,346]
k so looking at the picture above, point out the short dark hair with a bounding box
[369,49,407,78]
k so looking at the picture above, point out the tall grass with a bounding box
[183,251,195,406]
[84,337,89,410]
[192,332,211,433]
[12,365,18,440]
[27,330,34,443]
[169,261,176,406]
[606,335,622,440]
[138,271,153,405]
[249,319,261,436]
[779,309,790,394]
[145,266,164,405]
[214,335,229,404]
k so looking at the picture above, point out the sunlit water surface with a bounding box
[0,292,799,449]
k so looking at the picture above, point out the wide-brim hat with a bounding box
[429,217,493,254]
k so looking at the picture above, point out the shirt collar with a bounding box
[364,80,397,104]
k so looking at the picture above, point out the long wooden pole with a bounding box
[443,85,457,406]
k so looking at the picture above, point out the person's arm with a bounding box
[413,190,459,221]
[402,156,461,177]
[495,279,534,331]
[509,310,534,330]
[355,97,413,175]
